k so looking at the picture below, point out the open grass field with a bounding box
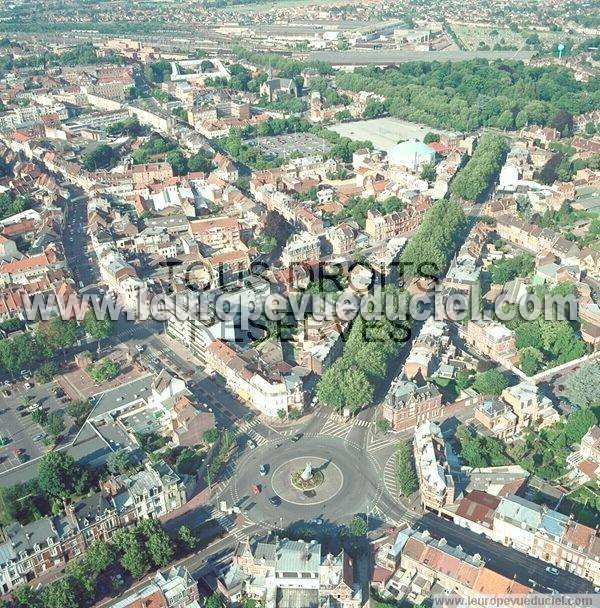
[452,23,569,55]
[329,117,457,152]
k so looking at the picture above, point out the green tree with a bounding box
[38,452,85,499]
[31,408,47,426]
[44,411,65,439]
[39,317,78,351]
[515,322,542,350]
[66,400,92,427]
[177,525,198,551]
[450,134,508,201]
[519,347,543,376]
[423,132,440,144]
[564,363,600,408]
[473,370,508,395]
[165,150,187,176]
[396,441,418,495]
[83,144,117,171]
[41,578,79,608]
[35,361,58,384]
[113,528,149,578]
[87,358,120,382]
[203,427,219,443]
[138,519,175,567]
[187,149,215,173]
[64,559,95,603]
[106,448,133,475]
[565,409,597,443]
[204,594,225,608]
[376,419,391,433]
[11,585,40,608]
[347,515,368,537]
[83,310,115,350]
[420,162,437,182]
[84,540,114,576]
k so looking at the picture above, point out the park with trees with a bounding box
[335,60,600,133]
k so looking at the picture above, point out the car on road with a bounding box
[260,464,268,476]
[3,380,11,386]
[24,382,33,389]
[2,389,10,397]
[20,370,30,377]
[269,496,281,506]
[252,484,261,495]
[291,433,303,442]
[33,433,47,442]
[545,566,559,576]
[151,357,160,366]
[309,518,323,525]
[247,438,257,450]
[135,344,144,352]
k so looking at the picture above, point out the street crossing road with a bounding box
[233,419,269,446]
[318,412,371,439]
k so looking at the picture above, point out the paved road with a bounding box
[226,433,385,529]
[418,513,595,593]
[63,187,97,289]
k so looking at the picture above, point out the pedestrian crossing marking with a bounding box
[320,416,352,438]
[231,419,269,446]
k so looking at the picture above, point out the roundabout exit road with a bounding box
[228,435,385,529]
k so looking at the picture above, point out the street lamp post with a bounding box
[207,464,212,495]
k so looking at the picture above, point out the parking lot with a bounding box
[248,132,332,160]
[0,377,75,474]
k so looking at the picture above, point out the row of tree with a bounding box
[450,133,508,201]
[399,199,467,277]
[316,292,410,414]
[0,312,114,376]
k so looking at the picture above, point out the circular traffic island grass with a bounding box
[291,469,324,490]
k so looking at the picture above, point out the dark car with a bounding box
[269,495,281,506]
[291,433,303,443]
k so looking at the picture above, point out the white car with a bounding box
[135,344,144,353]
[545,566,559,576]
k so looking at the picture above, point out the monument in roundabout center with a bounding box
[291,461,324,490]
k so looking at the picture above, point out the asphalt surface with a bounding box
[228,434,384,528]
[418,513,595,594]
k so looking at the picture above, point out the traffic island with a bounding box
[271,456,344,506]
[291,462,324,490]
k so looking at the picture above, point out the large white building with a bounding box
[387,139,436,171]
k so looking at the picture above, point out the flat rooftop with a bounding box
[307,49,537,65]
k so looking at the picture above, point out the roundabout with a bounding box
[229,435,384,528]
[274,457,342,504]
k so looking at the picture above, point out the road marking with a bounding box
[383,452,399,500]
[319,415,352,439]
[368,434,398,452]
[231,419,269,447]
